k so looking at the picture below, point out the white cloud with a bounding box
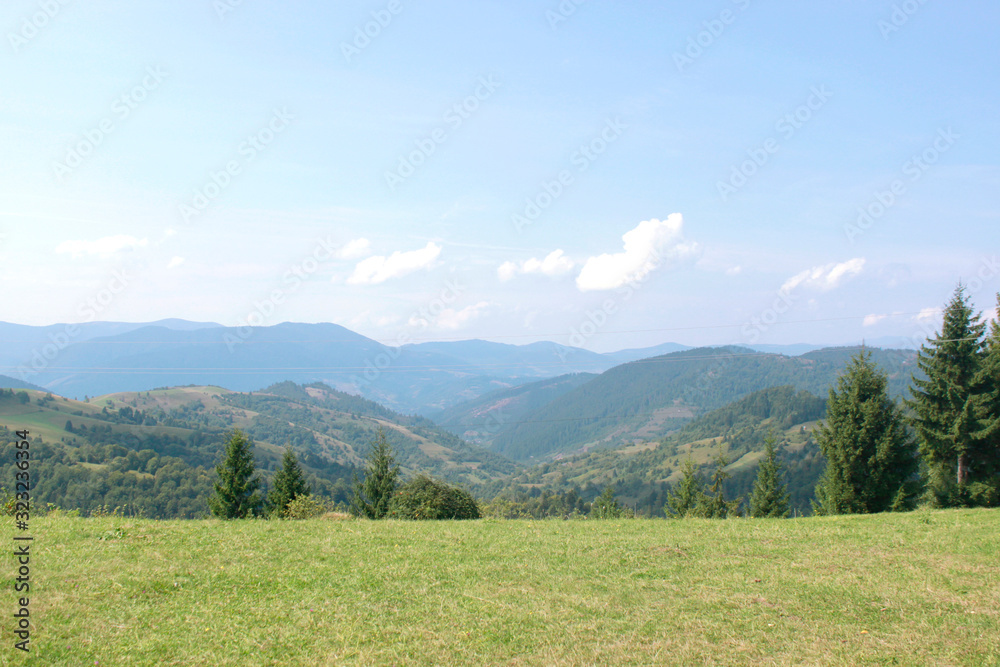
[338,238,371,260]
[863,313,887,327]
[347,242,441,285]
[575,214,696,292]
[726,265,743,276]
[55,235,148,258]
[498,249,575,282]
[780,258,865,294]
[166,256,185,269]
[915,307,941,323]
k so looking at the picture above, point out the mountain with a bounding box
[0,382,518,518]
[502,385,829,516]
[429,372,598,444]
[0,375,48,392]
[483,346,918,462]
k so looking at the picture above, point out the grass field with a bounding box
[5,509,999,666]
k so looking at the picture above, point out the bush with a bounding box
[283,495,332,520]
[387,475,480,520]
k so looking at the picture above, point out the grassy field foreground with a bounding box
[4,509,999,666]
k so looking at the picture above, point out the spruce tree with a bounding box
[268,448,311,518]
[351,427,399,519]
[907,285,993,506]
[970,293,1000,504]
[664,458,703,518]
[749,433,790,518]
[590,486,625,519]
[694,452,742,518]
[209,429,263,519]
[814,351,918,514]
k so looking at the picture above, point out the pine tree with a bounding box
[694,452,742,518]
[749,433,790,518]
[814,351,918,515]
[351,427,399,519]
[268,448,311,518]
[969,293,1000,505]
[907,285,994,507]
[664,458,703,518]
[209,429,263,519]
[590,486,625,519]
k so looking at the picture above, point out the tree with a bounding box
[749,433,790,518]
[268,448,311,518]
[664,458,703,518]
[907,285,996,507]
[351,427,399,519]
[590,486,626,519]
[694,452,742,518]
[814,351,918,515]
[387,475,480,520]
[208,429,263,519]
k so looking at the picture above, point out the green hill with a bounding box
[501,385,830,516]
[486,346,917,462]
[0,383,517,518]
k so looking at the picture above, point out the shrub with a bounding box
[283,495,332,520]
[387,475,480,520]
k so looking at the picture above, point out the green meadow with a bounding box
[6,509,999,666]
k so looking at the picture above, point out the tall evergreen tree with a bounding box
[749,433,790,518]
[969,293,1000,504]
[694,452,742,518]
[351,427,399,519]
[268,448,311,518]
[814,351,918,515]
[907,285,994,507]
[664,458,703,518]
[209,429,263,519]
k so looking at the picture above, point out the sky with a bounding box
[1,0,998,353]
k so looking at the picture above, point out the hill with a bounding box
[0,383,517,518]
[501,385,828,515]
[428,372,597,444]
[484,346,917,462]
[0,374,48,392]
[26,510,1000,665]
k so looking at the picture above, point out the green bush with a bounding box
[283,495,332,519]
[387,475,480,520]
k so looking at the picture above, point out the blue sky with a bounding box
[1,0,998,352]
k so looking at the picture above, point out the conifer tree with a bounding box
[907,285,995,506]
[351,427,399,519]
[814,351,918,514]
[970,293,1000,504]
[209,429,263,519]
[749,433,790,518]
[694,452,742,518]
[268,448,311,518]
[590,486,625,519]
[664,458,703,518]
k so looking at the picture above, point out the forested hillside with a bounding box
[0,384,517,518]
[494,385,831,516]
[484,346,917,462]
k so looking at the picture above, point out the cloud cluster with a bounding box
[576,214,695,292]
[781,258,866,294]
[498,249,575,282]
[347,242,441,285]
